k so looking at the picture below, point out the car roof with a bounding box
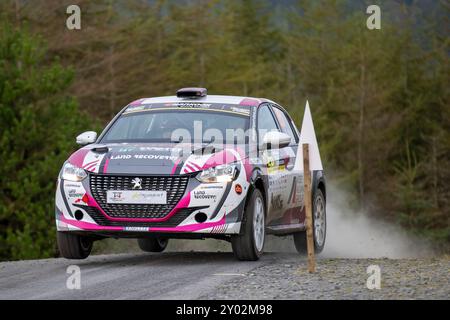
[135,95,276,107]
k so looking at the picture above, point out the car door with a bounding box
[269,105,304,229]
[256,104,287,225]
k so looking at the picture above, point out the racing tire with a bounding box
[57,232,93,259]
[137,238,168,253]
[294,189,326,254]
[231,188,265,261]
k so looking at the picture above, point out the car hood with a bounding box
[67,142,247,175]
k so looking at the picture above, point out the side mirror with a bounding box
[262,131,291,150]
[76,131,97,145]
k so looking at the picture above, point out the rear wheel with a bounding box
[293,189,326,254]
[231,189,265,261]
[57,232,93,259]
[137,238,168,253]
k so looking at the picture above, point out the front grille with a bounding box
[81,206,200,227]
[89,174,189,219]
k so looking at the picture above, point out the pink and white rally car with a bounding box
[55,88,326,260]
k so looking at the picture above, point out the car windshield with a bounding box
[100,110,250,144]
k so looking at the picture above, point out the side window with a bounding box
[272,106,299,144]
[257,105,279,144]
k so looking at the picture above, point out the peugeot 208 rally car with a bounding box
[56,88,326,261]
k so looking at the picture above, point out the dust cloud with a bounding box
[319,183,432,258]
[266,182,432,258]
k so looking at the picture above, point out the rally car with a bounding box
[55,88,326,261]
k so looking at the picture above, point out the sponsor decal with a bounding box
[117,146,181,153]
[106,190,167,204]
[112,191,123,200]
[271,193,284,211]
[235,184,243,195]
[73,194,89,204]
[268,174,290,197]
[199,185,224,190]
[111,154,132,160]
[165,102,212,108]
[264,153,288,173]
[65,183,82,188]
[266,156,276,168]
[110,154,178,161]
[124,226,149,232]
[139,147,181,152]
[193,190,217,200]
[69,193,84,202]
[134,154,178,160]
[231,107,251,115]
[268,173,289,186]
[126,105,145,112]
[68,189,84,198]
[267,164,286,174]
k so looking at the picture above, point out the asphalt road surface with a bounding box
[0,252,448,299]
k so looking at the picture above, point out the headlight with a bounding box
[61,162,87,182]
[196,164,238,183]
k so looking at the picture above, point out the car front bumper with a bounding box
[55,170,248,236]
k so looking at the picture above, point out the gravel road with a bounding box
[202,255,450,300]
[0,252,448,300]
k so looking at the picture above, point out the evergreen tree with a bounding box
[211,0,282,96]
[0,21,90,260]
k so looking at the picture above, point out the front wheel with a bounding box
[293,189,326,254]
[137,238,168,253]
[57,232,93,259]
[231,188,265,261]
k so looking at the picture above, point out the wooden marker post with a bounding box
[303,143,316,273]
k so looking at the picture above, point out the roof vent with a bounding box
[176,87,207,98]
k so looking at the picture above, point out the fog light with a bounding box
[195,212,207,223]
[74,210,84,221]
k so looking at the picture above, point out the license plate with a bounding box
[106,190,167,204]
